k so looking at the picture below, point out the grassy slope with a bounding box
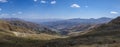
[0,29,65,47]
[7,19,59,35]
[0,20,64,47]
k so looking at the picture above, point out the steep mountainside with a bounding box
[86,16,120,36]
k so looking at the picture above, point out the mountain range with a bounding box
[43,16,120,47]
[1,17,120,47]
[41,17,112,35]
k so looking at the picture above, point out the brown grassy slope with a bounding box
[0,20,36,33]
[0,29,46,47]
[0,20,64,47]
[7,19,59,35]
[0,19,63,40]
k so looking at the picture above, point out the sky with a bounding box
[0,0,120,19]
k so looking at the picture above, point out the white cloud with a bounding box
[0,0,8,3]
[41,0,46,4]
[33,0,37,2]
[71,4,80,8]
[51,1,56,4]
[110,11,119,14]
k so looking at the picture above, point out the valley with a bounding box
[0,0,120,47]
[1,17,120,47]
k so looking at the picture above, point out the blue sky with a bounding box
[0,0,120,19]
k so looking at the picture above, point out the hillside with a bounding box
[0,27,62,47]
[0,19,64,47]
[0,20,35,33]
[0,19,63,40]
[43,16,120,47]
[1,18,59,35]
[0,17,119,47]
